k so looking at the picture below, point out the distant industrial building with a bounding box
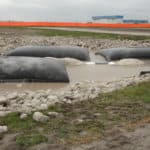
[123,19,149,24]
[91,15,149,24]
[92,15,124,23]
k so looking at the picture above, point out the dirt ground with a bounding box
[72,124,150,150]
[0,124,150,150]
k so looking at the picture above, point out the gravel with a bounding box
[0,75,149,114]
[0,35,150,54]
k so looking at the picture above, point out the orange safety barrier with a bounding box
[0,22,150,28]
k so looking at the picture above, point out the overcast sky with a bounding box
[0,0,149,22]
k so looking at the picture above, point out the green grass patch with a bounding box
[0,112,37,132]
[36,28,150,40]
[16,133,48,147]
[101,81,150,103]
[0,81,150,147]
[1,27,150,40]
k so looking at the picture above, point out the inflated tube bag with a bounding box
[95,47,150,61]
[0,57,69,82]
[7,46,90,61]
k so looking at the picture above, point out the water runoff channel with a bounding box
[0,52,150,94]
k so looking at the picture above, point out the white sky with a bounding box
[0,0,149,22]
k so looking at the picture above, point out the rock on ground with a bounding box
[20,113,28,120]
[0,126,8,133]
[0,111,11,117]
[0,96,8,105]
[33,112,49,123]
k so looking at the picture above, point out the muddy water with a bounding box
[67,64,150,82]
[0,53,150,93]
[0,83,68,94]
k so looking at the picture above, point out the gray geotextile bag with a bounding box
[95,47,150,61]
[7,46,90,61]
[0,56,69,82]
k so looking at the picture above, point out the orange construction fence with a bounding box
[0,22,150,28]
